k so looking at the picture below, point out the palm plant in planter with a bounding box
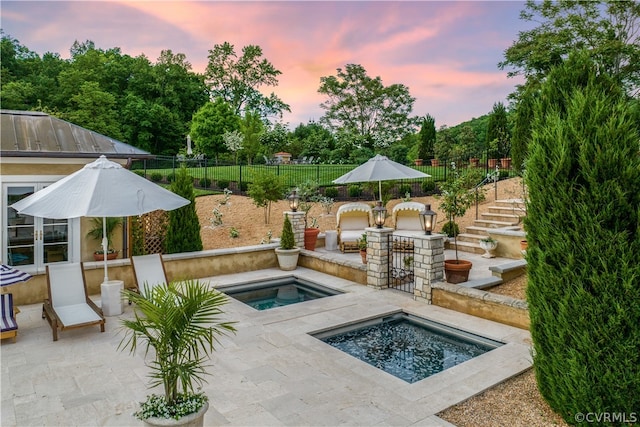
[119,280,236,426]
[437,162,478,283]
[87,217,122,260]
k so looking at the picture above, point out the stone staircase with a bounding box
[447,199,526,254]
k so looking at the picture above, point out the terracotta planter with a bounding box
[487,158,498,168]
[93,251,118,261]
[500,158,512,169]
[304,228,320,251]
[430,159,440,167]
[469,158,479,167]
[414,159,423,166]
[444,259,472,284]
[359,249,367,264]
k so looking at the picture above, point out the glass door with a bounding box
[5,184,69,269]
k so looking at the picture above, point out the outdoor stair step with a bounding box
[480,212,521,223]
[486,206,527,215]
[445,239,484,254]
[456,233,486,243]
[494,199,526,208]
[472,219,519,228]
[460,276,503,290]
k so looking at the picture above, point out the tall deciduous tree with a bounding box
[190,98,241,160]
[205,42,290,119]
[417,114,436,161]
[318,64,417,150]
[239,110,264,164]
[165,165,202,254]
[526,51,640,423]
[500,0,640,96]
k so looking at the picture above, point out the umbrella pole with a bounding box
[379,181,382,202]
[102,216,109,283]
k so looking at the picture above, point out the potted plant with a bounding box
[358,233,367,264]
[437,162,477,283]
[479,236,498,258]
[275,214,300,270]
[118,280,236,426]
[297,180,321,250]
[87,217,122,261]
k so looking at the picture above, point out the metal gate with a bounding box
[388,235,415,293]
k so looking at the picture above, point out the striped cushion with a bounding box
[0,294,17,332]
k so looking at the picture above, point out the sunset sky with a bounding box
[2,1,531,128]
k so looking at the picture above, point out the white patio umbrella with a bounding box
[11,155,190,283]
[333,154,431,201]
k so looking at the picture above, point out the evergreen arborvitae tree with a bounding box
[164,165,203,253]
[511,86,536,173]
[417,114,436,161]
[486,102,510,158]
[280,214,295,250]
[526,52,640,424]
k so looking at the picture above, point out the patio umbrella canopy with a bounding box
[11,155,190,282]
[0,264,32,288]
[333,154,431,201]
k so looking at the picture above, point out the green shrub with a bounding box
[150,172,163,182]
[348,184,362,198]
[239,181,249,192]
[164,165,202,253]
[324,187,339,198]
[441,220,459,238]
[279,214,295,249]
[397,184,412,197]
[526,52,640,422]
[421,180,436,194]
[134,170,145,177]
[166,172,176,183]
[199,177,212,188]
[217,179,230,189]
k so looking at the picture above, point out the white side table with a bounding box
[101,280,124,316]
[325,230,338,251]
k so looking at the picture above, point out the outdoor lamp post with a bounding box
[288,190,299,212]
[420,204,437,235]
[373,201,386,228]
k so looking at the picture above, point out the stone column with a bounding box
[283,211,305,248]
[366,227,393,290]
[413,233,445,303]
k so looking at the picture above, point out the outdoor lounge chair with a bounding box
[43,263,105,341]
[1,293,18,343]
[130,253,169,297]
[336,203,373,252]
[392,202,426,232]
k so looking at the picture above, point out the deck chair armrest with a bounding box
[86,298,104,317]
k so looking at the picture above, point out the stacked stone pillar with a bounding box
[365,227,393,289]
[283,211,305,248]
[412,234,445,303]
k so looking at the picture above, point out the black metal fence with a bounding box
[130,156,515,199]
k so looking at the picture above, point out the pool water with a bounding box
[313,312,503,383]
[220,276,342,310]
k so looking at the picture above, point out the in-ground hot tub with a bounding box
[312,311,504,383]
[218,276,343,310]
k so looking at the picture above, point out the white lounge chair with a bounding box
[130,254,169,297]
[392,202,426,232]
[336,203,373,252]
[43,263,105,341]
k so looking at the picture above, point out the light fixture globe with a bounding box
[373,201,386,229]
[288,190,299,212]
[420,204,437,235]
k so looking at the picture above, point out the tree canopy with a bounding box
[318,64,417,150]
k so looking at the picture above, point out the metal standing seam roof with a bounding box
[0,110,152,159]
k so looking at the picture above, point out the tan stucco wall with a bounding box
[2,162,86,176]
[299,253,367,285]
[11,246,279,305]
[432,286,530,330]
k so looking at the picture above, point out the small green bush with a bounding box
[239,181,249,192]
[348,184,362,198]
[150,172,163,182]
[166,172,176,183]
[398,184,412,196]
[499,170,509,179]
[199,177,212,188]
[441,220,459,238]
[421,180,436,194]
[217,179,230,189]
[229,227,239,238]
[134,170,145,177]
[280,214,295,249]
[324,187,339,198]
